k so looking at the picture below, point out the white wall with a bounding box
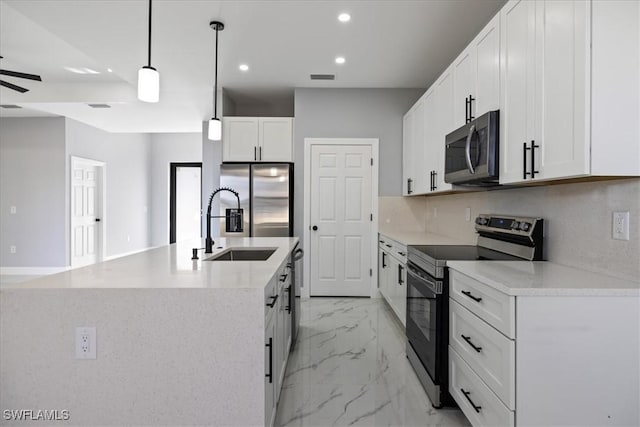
[423,179,640,281]
[0,118,67,267]
[65,119,152,259]
[149,133,202,247]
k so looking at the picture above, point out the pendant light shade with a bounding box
[138,0,159,103]
[138,66,159,103]
[208,21,224,141]
[208,117,222,140]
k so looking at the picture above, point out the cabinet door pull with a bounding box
[280,274,288,282]
[461,334,482,353]
[398,265,404,285]
[266,294,279,308]
[285,285,291,313]
[530,140,539,178]
[468,95,475,121]
[433,171,437,191]
[523,142,529,179]
[461,290,482,302]
[382,252,387,268]
[460,388,482,413]
[254,146,257,161]
[407,178,413,194]
[465,96,470,123]
[266,338,273,383]
[259,146,262,161]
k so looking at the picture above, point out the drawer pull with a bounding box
[461,334,482,353]
[385,244,392,248]
[266,294,279,308]
[460,388,482,413]
[398,251,406,257]
[461,290,482,303]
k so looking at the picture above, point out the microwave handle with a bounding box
[465,124,476,174]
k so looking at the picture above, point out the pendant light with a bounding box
[208,21,224,141]
[138,0,159,103]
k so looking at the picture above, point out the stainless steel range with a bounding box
[406,214,544,408]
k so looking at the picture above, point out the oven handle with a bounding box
[465,124,476,175]
[406,263,442,295]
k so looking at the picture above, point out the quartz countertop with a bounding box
[2,237,299,290]
[448,260,640,296]
[378,230,466,246]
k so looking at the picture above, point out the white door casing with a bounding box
[304,138,379,298]
[70,157,105,267]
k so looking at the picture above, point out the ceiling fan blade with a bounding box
[0,69,42,81]
[0,80,29,93]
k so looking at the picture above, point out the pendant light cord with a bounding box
[147,0,152,67]
[214,24,219,119]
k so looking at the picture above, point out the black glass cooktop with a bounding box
[409,245,522,262]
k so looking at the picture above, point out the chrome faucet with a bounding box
[205,187,243,253]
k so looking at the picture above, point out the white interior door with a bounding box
[310,144,372,296]
[175,166,201,242]
[71,160,102,267]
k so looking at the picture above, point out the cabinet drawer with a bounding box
[450,270,515,338]
[450,348,514,427]
[450,299,515,409]
[378,234,407,264]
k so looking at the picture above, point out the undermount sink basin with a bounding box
[205,247,277,261]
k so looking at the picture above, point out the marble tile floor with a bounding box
[275,297,470,427]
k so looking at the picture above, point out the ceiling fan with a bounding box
[0,56,42,93]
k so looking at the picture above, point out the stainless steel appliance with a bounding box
[445,110,499,186]
[406,214,543,408]
[291,245,304,345]
[219,163,293,237]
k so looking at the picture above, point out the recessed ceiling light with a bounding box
[335,56,346,65]
[239,64,249,72]
[338,13,351,22]
[107,68,113,73]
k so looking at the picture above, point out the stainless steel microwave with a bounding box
[445,110,499,186]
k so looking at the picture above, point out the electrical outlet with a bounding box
[613,212,630,241]
[75,326,96,359]
[10,246,16,254]
[465,207,471,222]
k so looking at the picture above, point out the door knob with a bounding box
[312,225,318,231]
[95,218,101,222]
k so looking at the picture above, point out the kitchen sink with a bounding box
[205,247,277,261]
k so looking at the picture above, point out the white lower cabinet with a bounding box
[264,259,293,427]
[378,234,407,327]
[449,269,640,427]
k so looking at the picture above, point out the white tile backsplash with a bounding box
[378,196,427,232]
[423,178,640,281]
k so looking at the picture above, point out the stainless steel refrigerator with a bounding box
[219,163,293,237]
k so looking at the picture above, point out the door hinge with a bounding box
[370,268,373,277]
[370,158,373,166]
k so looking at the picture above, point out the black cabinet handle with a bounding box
[398,265,404,285]
[259,146,262,161]
[254,146,257,161]
[407,178,413,194]
[461,290,482,303]
[523,142,529,179]
[468,95,475,121]
[465,96,470,123]
[398,252,406,257]
[286,285,292,313]
[266,294,279,308]
[385,244,392,248]
[461,334,482,353]
[382,252,387,268]
[266,338,273,383]
[280,273,288,282]
[460,388,482,413]
[530,140,539,178]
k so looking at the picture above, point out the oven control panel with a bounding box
[475,214,542,238]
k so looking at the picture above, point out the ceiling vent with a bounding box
[0,104,22,109]
[87,103,111,109]
[310,74,335,81]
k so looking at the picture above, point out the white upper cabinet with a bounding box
[402,110,414,196]
[453,14,501,128]
[500,0,640,184]
[434,66,455,193]
[223,117,293,162]
[411,96,428,194]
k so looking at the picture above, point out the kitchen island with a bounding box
[0,237,299,426]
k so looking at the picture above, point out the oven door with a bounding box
[444,110,499,185]
[406,262,444,382]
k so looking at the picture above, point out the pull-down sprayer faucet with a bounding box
[205,187,243,253]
